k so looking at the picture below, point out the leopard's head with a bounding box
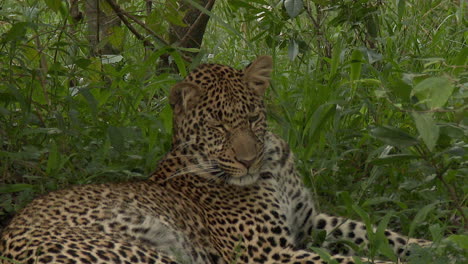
[169,56,272,186]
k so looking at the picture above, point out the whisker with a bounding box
[163,161,222,182]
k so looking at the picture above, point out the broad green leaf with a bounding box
[411,77,454,109]
[446,234,468,250]
[439,124,465,139]
[288,39,299,61]
[388,78,412,102]
[0,184,34,193]
[412,112,439,151]
[370,126,419,148]
[350,49,363,87]
[284,0,303,18]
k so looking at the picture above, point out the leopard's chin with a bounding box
[224,172,260,186]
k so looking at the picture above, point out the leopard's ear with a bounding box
[169,82,202,115]
[244,56,273,96]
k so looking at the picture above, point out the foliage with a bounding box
[0,0,466,263]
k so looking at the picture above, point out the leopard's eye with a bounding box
[213,124,225,130]
[207,121,226,132]
[248,114,261,123]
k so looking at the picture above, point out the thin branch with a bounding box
[103,0,154,49]
[178,0,216,46]
[104,0,168,47]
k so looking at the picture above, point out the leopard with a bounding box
[0,56,431,264]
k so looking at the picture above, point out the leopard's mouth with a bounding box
[217,155,263,186]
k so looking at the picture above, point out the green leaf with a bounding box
[376,213,397,261]
[439,124,465,139]
[46,141,60,175]
[369,154,419,165]
[370,126,419,148]
[2,22,28,42]
[304,103,336,144]
[352,204,371,229]
[0,184,34,193]
[108,26,125,48]
[177,47,201,53]
[362,197,407,209]
[409,203,437,237]
[329,41,342,79]
[284,0,304,18]
[412,112,439,151]
[429,224,444,242]
[308,247,338,264]
[74,58,92,69]
[44,0,62,13]
[446,234,468,250]
[170,51,187,77]
[351,257,365,264]
[388,78,412,102]
[411,77,454,109]
[164,5,187,27]
[288,39,299,61]
[350,49,363,89]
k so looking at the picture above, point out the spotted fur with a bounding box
[0,56,430,264]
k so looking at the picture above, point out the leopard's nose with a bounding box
[236,157,256,169]
[232,130,258,169]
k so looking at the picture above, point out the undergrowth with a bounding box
[0,0,466,263]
